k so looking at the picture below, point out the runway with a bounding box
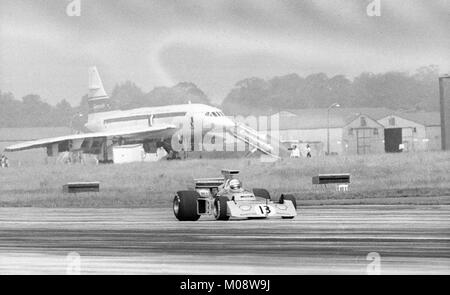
[0,205,449,274]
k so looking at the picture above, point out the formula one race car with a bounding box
[173,169,297,221]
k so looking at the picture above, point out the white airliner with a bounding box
[4,67,276,162]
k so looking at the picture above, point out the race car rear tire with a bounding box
[253,188,271,200]
[173,191,201,221]
[214,196,230,220]
[279,194,297,219]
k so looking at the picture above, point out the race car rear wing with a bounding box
[194,178,225,189]
[194,169,240,189]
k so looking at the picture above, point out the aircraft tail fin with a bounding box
[88,66,108,99]
[87,66,112,115]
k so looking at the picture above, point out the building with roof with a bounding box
[377,112,441,152]
[255,108,441,156]
[266,108,391,155]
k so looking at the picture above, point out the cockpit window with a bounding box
[205,111,224,117]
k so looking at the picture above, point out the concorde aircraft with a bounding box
[4,67,276,162]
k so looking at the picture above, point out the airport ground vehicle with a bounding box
[173,169,297,221]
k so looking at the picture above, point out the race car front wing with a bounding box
[227,200,297,218]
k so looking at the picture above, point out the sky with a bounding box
[0,0,449,106]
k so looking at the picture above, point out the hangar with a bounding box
[377,112,441,152]
[261,108,441,156]
[267,108,390,156]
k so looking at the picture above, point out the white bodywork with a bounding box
[227,199,297,218]
[192,170,297,220]
[4,67,277,162]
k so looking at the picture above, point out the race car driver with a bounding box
[218,178,244,195]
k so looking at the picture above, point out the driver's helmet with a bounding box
[229,179,242,190]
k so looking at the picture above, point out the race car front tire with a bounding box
[279,194,297,219]
[213,196,230,220]
[173,191,201,221]
[253,188,271,200]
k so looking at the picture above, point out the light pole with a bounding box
[439,74,450,150]
[327,102,340,155]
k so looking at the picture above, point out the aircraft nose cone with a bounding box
[221,117,236,128]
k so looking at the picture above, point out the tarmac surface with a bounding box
[0,205,449,274]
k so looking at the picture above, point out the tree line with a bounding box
[0,65,441,128]
[221,65,441,115]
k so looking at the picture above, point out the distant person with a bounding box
[290,145,300,158]
[306,144,312,158]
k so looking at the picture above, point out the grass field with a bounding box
[0,151,449,207]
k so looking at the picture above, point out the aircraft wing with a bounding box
[4,124,177,152]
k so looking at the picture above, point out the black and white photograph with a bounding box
[0,0,449,280]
